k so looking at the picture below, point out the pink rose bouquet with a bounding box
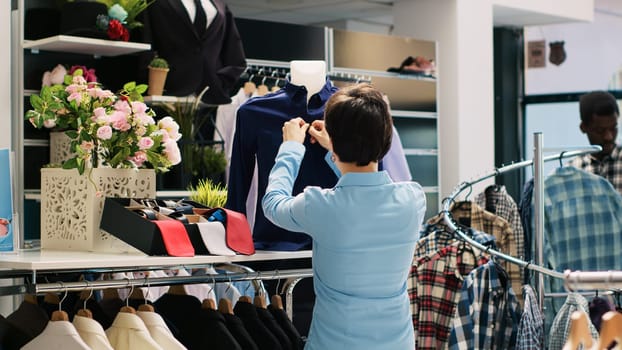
[26,67,182,175]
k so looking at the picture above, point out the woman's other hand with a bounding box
[282,117,310,144]
[308,120,331,151]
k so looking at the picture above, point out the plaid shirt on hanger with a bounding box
[515,285,544,350]
[569,145,622,194]
[408,241,488,350]
[449,260,521,350]
[423,202,522,303]
[475,186,525,264]
[547,293,598,350]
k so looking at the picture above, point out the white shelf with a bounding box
[23,35,150,57]
[403,148,438,156]
[391,110,437,119]
[0,249,312,271]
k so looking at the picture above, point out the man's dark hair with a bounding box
[324,83,392,166]
[579,91,619,124]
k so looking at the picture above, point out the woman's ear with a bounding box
[579,121,587,134]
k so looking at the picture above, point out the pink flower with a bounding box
[131,101,148,114]
[135,125,147,137]
[96,125,113,140]
[92,107,109,124]
[80,140,95,152]
[163,139,182,165]
[96,89,115,100]
[138,137,154,150]
[129,151,147,167]
[113,100,131,115]
[67,92,82,105]
[44,64,67,86]
[158,116,182,141]
[109,111,131,131]
[72,75,87,85]
[41,71,51,87]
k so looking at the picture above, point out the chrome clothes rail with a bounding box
[442,143,602,299]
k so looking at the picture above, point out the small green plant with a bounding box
[196,146,227,178]
[188,178,227,208]
[149,57,169,69]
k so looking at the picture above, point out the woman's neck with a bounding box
[336,161,378,175]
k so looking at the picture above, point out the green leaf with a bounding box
[63,157,78,170]
[135,84,148,94]
[66,130,79,139]
[29,94,44,110]
[123,81,137,91]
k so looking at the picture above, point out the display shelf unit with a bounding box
[328,28,440,218]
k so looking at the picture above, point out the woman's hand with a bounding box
[308,120,332,151]
[282,117,310,144]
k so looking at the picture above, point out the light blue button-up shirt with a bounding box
[263,141,426,350]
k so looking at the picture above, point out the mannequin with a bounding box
[289,60,326,102]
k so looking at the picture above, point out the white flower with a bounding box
[163,139,182,165]
[49,64,67,85]
[158,116,182,141]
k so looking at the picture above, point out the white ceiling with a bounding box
[225,0,600,28]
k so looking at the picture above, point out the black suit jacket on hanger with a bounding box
[184,308,242,350]
[268,305,304,350]
[222,312,259,350]
[141,0,247,105]
[255,306,293,350]
[234,300,282,350]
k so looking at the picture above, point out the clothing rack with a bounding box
[29,268,313,294]
[564,270,622,292]
[442,133,601,310]
[243,60,372,86]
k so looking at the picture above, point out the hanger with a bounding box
[202,275,216,310]
[119,279,136,314]
[270,270,284,309]
[559,151,567,168]
[257,77,269,96]
[76,281,94,319]
[24,294,38,305]
[253,273,267,309]
[218,298,233,314]
[244,74,257,95]
[137,276,155,312]
[595,311,622,350]
[562,310,595,350]
[50,283,69,321]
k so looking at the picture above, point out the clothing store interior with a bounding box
[1,0,622,349]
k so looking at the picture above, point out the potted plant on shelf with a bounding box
[147,56,169,96]
[188,178,227,208]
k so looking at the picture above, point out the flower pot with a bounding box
[49,131,74,165]
[148,67,169,96]
[40,167,155,252]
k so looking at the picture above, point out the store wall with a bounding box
[525,5,622,94]
[393,0,495,199]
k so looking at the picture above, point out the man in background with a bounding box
[570,91,622,193]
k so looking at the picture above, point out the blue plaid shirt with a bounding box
[516,285,543,350]
[449,260,521,349]
[547,293,598,350]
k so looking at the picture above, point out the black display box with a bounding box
[100,197,212,256]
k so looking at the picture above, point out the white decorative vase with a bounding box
[40,167,156,252]
[49,131,74,165]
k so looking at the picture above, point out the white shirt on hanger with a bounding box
[105,312,164,350]
[22,320,92,350]
[137,310,188,350]
[73,315,114,350]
